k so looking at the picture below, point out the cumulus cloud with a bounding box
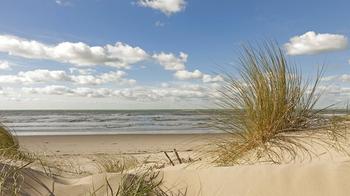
[0,70,70,84]
[316,85,350,96]
[0,34,221,84]
[23,85,115,98]
[320,74,350,83]
[174,69,202,80]
[0,35,148,68]
[114,83,218,101]
[0,69,135,85]
[0,60,13,70]
[22,83,216,101]
[137,0,186,15]
[202,74,223,83]
[284,31,348,55]
[153,52,222,82]
[152,52,187,71]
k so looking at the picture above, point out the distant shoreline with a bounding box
[18,133,226,155]
[15,131,223,136]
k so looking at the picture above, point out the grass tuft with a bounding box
[0,123,19,156]
[96,156,138,173]
[212,42,348,165]
[115,168,185,196]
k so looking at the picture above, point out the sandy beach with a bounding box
[11,133,350,196]
[18,134,220,155]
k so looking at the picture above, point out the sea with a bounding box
[0,109,346,136]
[0,110,219,136]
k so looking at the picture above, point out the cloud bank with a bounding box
[0,35,148,68]
[0,69,135,86]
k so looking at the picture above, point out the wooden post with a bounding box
[174,149,182,164]
[163,151,175,166]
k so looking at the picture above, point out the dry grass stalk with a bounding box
[0,123,19,157]
[211,42,348,165]
[95,156,138,173]
[115,168,186,196]
[0,153,32,195]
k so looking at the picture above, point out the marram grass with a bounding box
[212,43,348,165]
[0,123,18,156]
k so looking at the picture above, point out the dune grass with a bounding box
[114,168,186,196]
[88,166,185,196]
[96,155,138,174]
[0,123,19,156]
[212,43,348,165]
[0,152,33,195]
[115,169,164,196]
[0,123,33,194]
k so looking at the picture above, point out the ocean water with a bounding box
[0,110,218,136]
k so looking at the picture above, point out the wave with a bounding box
[0,110,216,135]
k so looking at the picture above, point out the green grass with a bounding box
[212,42,348,165]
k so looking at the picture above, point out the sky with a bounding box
[0,0,350,109]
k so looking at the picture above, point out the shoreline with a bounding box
[18,133,225,155]
[13,131,222,136]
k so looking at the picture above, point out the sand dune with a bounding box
[13,159,350,196]
[3,134,348,195]
[18,167,122,195]
[161,160,350,196]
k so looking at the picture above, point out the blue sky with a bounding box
[0,0,350,109]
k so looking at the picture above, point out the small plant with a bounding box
[114,168,186,196]
[0,154,32,195]
[212,42,348,165]
[0,123,19,157]
[89,165,186,196]
[116,169,164,196]
[95,156,138,173]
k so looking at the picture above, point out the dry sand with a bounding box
[18,134,219,155]
[9,133,350,195]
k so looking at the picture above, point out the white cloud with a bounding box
[23,85,115,98]
[0,35,148,68]
[0,69,135,86]
[320,74,350,82]
[284,31,348,55]
[202,74,223,83]
[22,82,216,101]
[21,69,70,82]
[0,69,70,84]
[137,0,186,15]
[23,85,71,95]
[0,34,222,85]
[174,69,203,80]
[317,84,350,96]
[116,84,213,101]
[153,51,223,83]
[153,52,187,71]
[321,75,338,82]
[71,70,136,85]
[0,60,13,70]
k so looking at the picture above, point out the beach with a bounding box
[12,133,350,196]
[18,133,218,154]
